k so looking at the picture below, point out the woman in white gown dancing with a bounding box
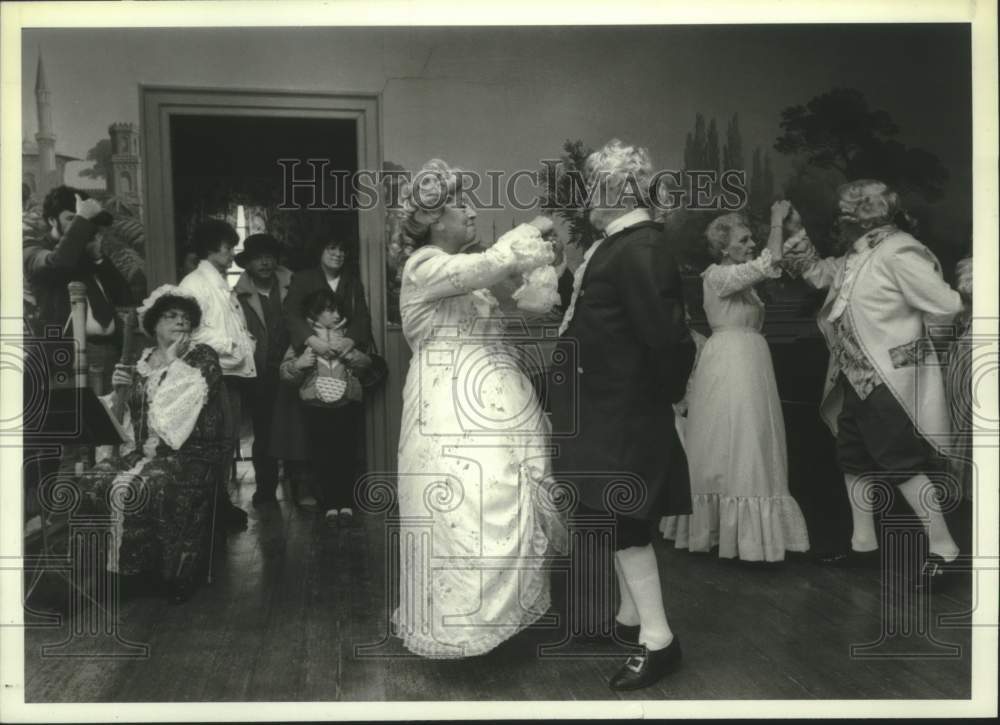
[664,202,809,561]
[392,159,563,658]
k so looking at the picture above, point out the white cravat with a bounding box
[827,225,895,324]
[558,209,651,336]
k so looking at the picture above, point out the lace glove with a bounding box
[487,224,555,274]
[513,265,561,315]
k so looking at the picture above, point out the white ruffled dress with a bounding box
[394,224,564,658]
[662,250,810,561]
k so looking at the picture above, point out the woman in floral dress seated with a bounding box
[80,285,227,603]
[392,158,564,658]
[663,202,810,561]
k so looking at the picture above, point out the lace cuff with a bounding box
[148,358,209,450]
[704,249,781,297]
[513,265,561,315]
[780,230,820,278]
[754,248,782,278]
[485,224,555,274]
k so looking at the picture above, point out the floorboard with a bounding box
[23,463,974,703]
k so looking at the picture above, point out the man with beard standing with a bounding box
[551,139,694,691]
[24,186,132,391]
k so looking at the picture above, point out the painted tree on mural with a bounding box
[775,88,951,257]
[79,139,112,180]
[748,147,775,215]
[670,112,754,273]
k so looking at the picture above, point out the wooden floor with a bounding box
[24,464,973,703]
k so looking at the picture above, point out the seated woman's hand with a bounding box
[295,348,317,370]
[165,333,191,363]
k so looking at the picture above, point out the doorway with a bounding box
[140,87,389,470]
[169,114,358,281]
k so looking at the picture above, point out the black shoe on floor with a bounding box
[609,637,682,691]
[817,549,880,569]
[917,553,964,591]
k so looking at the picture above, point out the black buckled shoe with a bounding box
[609,637,682,691]
[917,553,964,592]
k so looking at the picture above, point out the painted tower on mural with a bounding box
[22,52,79,199]
[33,53,56,189]
[107,123,142,208]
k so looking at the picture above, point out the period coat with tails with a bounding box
[551,219,695,520]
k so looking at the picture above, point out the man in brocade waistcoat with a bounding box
[784,180,964,585]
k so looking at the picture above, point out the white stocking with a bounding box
[898,473,959,562]
[615,545,673,651]
[844,473,878,552]
[614,560,640,627]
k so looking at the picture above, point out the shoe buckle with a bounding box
[625,655,646,673]
[921,561,942,577]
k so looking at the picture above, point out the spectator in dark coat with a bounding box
[281,236,373,512]
[233,234,294,505]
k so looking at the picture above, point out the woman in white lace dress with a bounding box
[393,159,563,658]
[664,203,809,561]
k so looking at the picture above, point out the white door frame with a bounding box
[139,85,390,471]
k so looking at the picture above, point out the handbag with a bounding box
[299,357,363,408]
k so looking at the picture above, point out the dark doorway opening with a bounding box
[170,115,359,281]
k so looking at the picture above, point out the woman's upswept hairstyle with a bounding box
[387,158,463,272]
[705,212,748,261]
[584,139,656,209]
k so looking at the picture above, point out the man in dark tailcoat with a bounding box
[551,139,695,691]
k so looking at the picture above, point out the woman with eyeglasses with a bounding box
[78,284,228,604]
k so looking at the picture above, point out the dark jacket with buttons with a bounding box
[550,220,695,520]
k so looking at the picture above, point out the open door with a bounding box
[140,86,392,472]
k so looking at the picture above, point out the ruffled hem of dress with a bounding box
[391,589,551,660]
[659,493,810,562]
